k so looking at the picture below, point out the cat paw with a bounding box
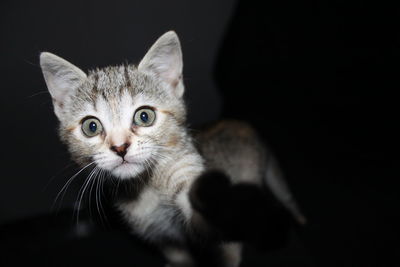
[189,170,231,217]
[189,172,292,249]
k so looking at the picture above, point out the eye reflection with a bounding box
[81,117,103,137]
[134,108,156,127]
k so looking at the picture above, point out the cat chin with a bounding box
[110,162,145,180]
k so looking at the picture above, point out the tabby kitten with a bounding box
[40,31,304,267]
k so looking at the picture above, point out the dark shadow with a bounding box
[214,0,400,266]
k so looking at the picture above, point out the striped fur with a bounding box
[40,31,304,267]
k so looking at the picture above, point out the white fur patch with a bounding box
[163,246,194,266]
[118,187,185,243]
[128,187,160,218]
[175,189,192,220]
[221,242,242,267]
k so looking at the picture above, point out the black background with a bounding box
[1,0,399,266]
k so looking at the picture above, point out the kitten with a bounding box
[40,31,305,267]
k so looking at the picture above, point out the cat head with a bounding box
[40,31,187,179]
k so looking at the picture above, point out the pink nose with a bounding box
[110,143,130,158]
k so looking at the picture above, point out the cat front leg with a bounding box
[162,245,195,267]
[173,176,244,267]
[188,170,293,250]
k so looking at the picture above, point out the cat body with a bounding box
[40,31,303,267]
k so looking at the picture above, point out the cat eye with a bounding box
[81,117,103,137]
[134,107,156,127]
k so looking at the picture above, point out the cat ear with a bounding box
[138,31,184,98]
[40,52,87,119]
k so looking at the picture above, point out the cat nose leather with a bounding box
[110,143,130,158]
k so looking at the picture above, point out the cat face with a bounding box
[40,31,186,179]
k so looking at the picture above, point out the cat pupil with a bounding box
[140,112,149,122]
[89,121,97,132]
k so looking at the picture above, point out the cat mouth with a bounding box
[120,159,136,166]
[110,159,144,179]
[117,159,137,166]
[113,157,143,171]
[95,154,150,179]
[96,156,140,171]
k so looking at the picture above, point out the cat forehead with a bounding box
[72,65,171,104]
[88,65,153,96]
[66,64,180,118]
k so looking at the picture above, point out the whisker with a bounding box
[75,166,98,225]
[27,90,49,99]
[44,162,75,193]
[114,177,121,200]
[95,169,101,223]
[98,169,110,227]
[88,167,100,221]
[143,158,152,178]
[52,162,96,212]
